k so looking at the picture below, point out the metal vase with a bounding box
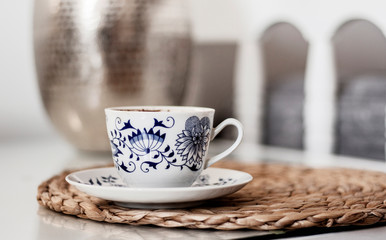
[33,0,191,151]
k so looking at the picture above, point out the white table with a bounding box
[1,136,386,240]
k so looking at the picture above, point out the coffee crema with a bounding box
[117,109,169,112]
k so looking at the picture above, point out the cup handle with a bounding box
[205,118,243,168]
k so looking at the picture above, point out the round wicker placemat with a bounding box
[37,161,386,230]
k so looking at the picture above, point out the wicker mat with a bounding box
[37,161,386,230]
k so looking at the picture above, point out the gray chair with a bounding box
[336,74,386,160]
[263,73,304,150]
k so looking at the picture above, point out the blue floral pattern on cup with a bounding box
[175,116,210,171]
[108,116,211,173]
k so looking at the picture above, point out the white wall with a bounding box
[0,0,54,141]
[1,0,386,149]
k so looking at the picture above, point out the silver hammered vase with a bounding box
[33,0,191,151]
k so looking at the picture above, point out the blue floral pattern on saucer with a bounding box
[193,174,236,187]
[87,175,124,187]
[86,173,236,188]
[65,167,253,209]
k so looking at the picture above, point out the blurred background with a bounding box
[1,0,385,161]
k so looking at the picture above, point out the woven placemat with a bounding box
[37,161,386,230]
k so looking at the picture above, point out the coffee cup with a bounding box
[105,106,243,188]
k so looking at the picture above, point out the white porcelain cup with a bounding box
[105,106,243,188]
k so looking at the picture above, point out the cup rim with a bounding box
[105,106,215,113]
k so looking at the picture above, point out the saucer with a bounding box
[65,167,253,209]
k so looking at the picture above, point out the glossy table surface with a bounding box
[1,136,386,240]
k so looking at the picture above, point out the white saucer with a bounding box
[65,167,253,209]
